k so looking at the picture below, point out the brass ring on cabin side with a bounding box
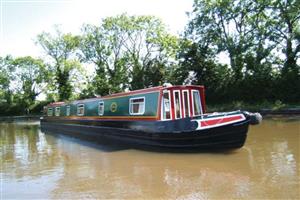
[110,102,117,112]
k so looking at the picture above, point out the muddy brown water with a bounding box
[1,117,299,199]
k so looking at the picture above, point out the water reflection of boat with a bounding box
[41,84,262,150]
[49,139,253,199]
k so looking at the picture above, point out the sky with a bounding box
[0,0,194,58]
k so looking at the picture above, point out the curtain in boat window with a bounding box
[130,97,145,115]
[98,101,104,115]
[162,91,171,120]
[174,91,181,119]
[47,108,53,116]
[66,106,70,116]
[193,90,202,116]
[77,104,84,116]
[183,91,190,117]
[55,107,60,116]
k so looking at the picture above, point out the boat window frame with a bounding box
[173,90,182,119]
[98,101,105,116]
[66,105,70,116]
[161,90,172,121]
[47,108,53,116]
[191,89,203,117]
[129,96,145,115]
[55,107,60,116]
[182,90,190,118]
[77,104,85,116]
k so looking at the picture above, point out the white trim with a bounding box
[182,90,190,118]
[173,90,182,119]
[55,107,60,116]
[77,104,85,116]
[98,101,104,116]
[192,114,246,130]
[191,89,203,117]
[66,105,70,116]
[129,97,145,115]
[161,90,172,121]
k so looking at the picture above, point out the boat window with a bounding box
[182,90,190,117]
[66,106,70,116]
[77,104,84,116]
[47,108,53,116]
[55,107,60,116]
[98,101,104,115]
[162,91,171,120]
[173,90,182,119]
[129,97,145,115]
[192,90,202,116]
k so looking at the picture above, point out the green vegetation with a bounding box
[0,0,299,116]
[207,101,300,113]
[79,14,178,95]
[37,28,81,101]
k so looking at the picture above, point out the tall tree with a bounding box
[186,0,284,102]
[37,28,81,101]
[176,39,231,102]
[0,56,14,114]
[80,14,179,95]
[0,56,12,97]
[269,0,300,102]
[11,56,47,104]
[80,24,112,95]
[270,0,300,71]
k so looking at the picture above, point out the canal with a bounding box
[1,117,299,199]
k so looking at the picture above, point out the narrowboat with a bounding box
[40,84,262,150]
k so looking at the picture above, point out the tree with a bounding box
[36,28,81,101]
[0,56,12,97]
[11,56,47,104]
[80,14,179,94]
[176,39,232,102]
[185,0,289,103]
[0,56,14,115]
[269,0,300,102]
[80,24,112,95]
[102,15,178,90]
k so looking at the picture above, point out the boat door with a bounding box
[161,89,183,120]
[173,89,193,119]
[161,87,202,120]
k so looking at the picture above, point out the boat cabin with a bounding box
[45,85,206,121]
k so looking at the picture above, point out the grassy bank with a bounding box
[0,115,42,122]
[206,100,300,114]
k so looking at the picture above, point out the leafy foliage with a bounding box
[80,14,179,95]
[36,28,81,101]
[0,56,49,115]
[184,0,299,103]
[1,7,299,116]
[11,57,47,102]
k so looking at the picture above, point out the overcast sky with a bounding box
[0,0,194,57]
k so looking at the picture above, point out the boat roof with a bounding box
[47,85,204,107]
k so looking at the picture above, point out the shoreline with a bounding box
[0,115,42,122]
[259,108,300,115]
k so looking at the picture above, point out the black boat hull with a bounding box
[40,118,250,150]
